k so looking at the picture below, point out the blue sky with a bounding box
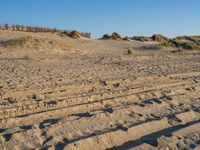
[0,0,200,38]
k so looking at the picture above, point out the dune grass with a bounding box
[157,36,200,50]
[1,36,70,50]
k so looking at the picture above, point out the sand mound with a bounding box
[132,34,168,43]
[132,36,153,42]
[60,30,90,39]
[123,36,132,41]
[102,34,110,40]
[0,36,69,50]
[101,33,133,41]
[151,34,169,42]
[111,32,122,40]
[160,36,200,50]
[102,32,122,40]
[69,31,82,39]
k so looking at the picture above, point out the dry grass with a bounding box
[127,49,133,55]
[1,36,70,50]
[157,36,200,50]
[101,32,122,40]
[21,55,32,60]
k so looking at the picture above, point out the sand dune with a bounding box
[0,30,200,150]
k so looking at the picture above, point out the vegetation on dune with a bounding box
[1,24,199,51]
[0,24,91,38]
[132,34,200,50]
[60,30,88,39]
[60,30,91,39]
[151,34,169,43]
[69,31,83,39]
[132,34,169,43]
[160,36,200,50]
[132,36,153,42]
[112,32,122,40]
[175,36,200,43]
[102,34,110,40]
[123,36,132,41]
[101,32,123,40]
[0,36,70,50]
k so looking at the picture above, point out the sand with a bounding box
[0,30,199,150]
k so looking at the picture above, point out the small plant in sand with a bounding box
[127,49,133,55]
[22,55,31,61]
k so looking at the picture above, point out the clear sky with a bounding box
[0,0,200,38]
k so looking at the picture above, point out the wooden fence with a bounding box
[0,24,91,38]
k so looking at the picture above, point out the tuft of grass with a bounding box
[127,49,133,55]
[124,48,134,55]
[22,55,31,61]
